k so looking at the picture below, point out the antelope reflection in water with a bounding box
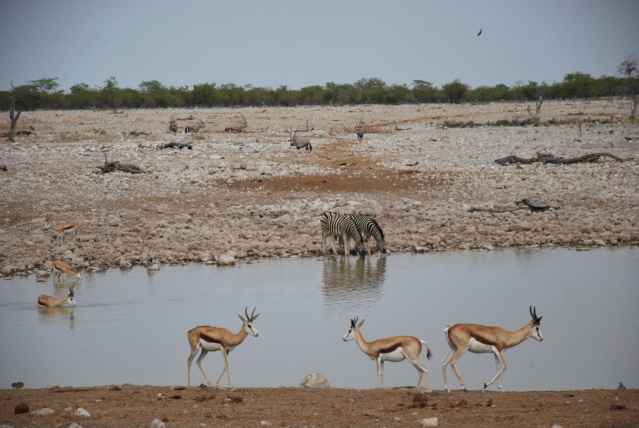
[38,306,75,329]
[321,256,387,307]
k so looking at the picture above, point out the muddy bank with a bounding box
[1,100,638,275]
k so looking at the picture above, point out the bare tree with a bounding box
[618,53,638,120]
[526,95,543,123]
[8,83,22,142]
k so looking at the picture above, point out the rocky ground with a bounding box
[1,100,638,427]
[1,385,637,427]
[0,99,637,276]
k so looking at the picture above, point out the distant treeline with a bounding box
[0,73,636,110]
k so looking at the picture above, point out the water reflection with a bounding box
[321,255,387,311]
[37,306,75,329]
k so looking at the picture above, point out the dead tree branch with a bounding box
[469,198,559,213]
[495,152,627,165]
[159,142,193,150]
[96,153,146,174]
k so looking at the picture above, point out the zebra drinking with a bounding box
[320,212,365,256]
[345,214,387,254]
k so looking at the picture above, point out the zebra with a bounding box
[320,212,365,256]
[345,214,387,254]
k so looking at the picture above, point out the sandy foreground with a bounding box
[0,101,638,427]
[0,385,637,427]
[0,99,638,275]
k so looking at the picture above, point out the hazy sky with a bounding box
[1,1,638,92]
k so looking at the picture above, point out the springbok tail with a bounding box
[420,340,433,360]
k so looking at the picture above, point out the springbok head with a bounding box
[343,316,365,341]
[238,306,260,337]
[529,306,543,341]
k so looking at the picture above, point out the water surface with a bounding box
[0,248,637,391]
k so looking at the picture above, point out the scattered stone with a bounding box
[421,417,438,426]
[261,421,273,426]
[74,408,91,417]
[216,253,236,266]
[300,372,330,388]
[150,419,166,428]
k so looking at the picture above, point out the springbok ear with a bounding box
[237,314,247,322]
[251,313,260,321]
[357,319,365,328]
[535,316,542,325]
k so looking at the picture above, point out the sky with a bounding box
[1,0,638,92]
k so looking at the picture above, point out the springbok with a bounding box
[442,306,543,392]
[37,284,76,307]
[53,260,82,283]
[146,258,160,271]
[43,215,80,244]
[343,317,432,391]
[187,307,260,388]
[289,128,312,154]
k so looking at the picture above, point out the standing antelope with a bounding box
[37,284,76,307]
[442,306,543,392]
[289,128,312,154]
[355,121,364,142]
[184,118,205,133]
[187,307,260,388]
[53,260,82,283]
[169,115,178,134]
[43,215,80,244]
[343,317,432,391]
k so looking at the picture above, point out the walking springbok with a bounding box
[53,260,82,283]
[37,284,76,307]
[442,306,543,392]
[43,215,80,244]
[343,317,432,391]
[187,307,260,388]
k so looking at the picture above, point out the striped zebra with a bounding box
[345,214,387,254]
[320,212,365,256]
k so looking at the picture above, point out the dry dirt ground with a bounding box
[1,101,638,427]
[0,99,638,275]
[1,385,638,427]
